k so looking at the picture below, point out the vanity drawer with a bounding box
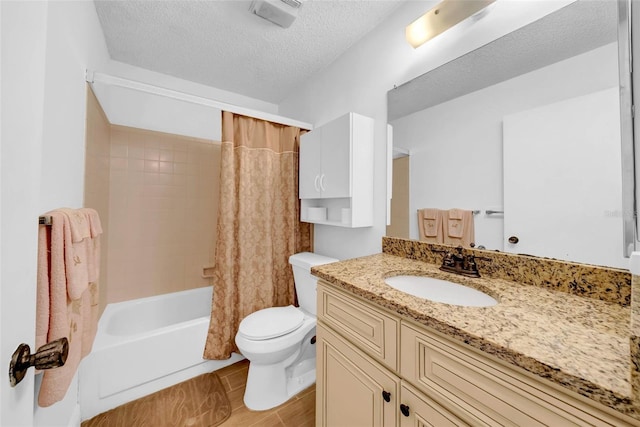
[401,323,634,427]
[317,281,399,371]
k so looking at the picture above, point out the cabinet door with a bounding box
[399,383,468,427]
[300,128,323,199]
[317,323,399,427]
[320,113,352,198]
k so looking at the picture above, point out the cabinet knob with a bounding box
[400,403,410,417]
[508,235,519,244]
[382,390,391,402]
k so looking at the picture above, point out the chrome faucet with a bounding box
[437,246,490,278]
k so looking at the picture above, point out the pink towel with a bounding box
[444,208,475,247]
[35,208,102,407]
[58,208,91,242]
[446,209,465,238]
[56,208,98,300]
[80,208,102,286]
[417,208,444,243]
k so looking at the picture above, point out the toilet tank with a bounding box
[289,252,338,316]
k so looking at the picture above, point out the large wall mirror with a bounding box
[387,0,634,269]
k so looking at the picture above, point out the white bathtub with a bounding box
[79,286,243,421]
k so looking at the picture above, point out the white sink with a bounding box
[384,275,497,307]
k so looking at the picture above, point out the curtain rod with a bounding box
[85,70,313,131]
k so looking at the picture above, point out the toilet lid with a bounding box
[238,305,305,340]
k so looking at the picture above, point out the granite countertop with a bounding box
[311,253,636,418]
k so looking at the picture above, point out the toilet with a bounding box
[235,251,338,411]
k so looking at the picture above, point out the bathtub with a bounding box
[79,286,244,421]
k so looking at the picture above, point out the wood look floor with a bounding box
[82,360,316,427]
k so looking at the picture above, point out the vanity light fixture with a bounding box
[406,0,496,48]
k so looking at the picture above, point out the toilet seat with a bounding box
[238,305,305,340]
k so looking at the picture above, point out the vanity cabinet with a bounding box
[317,281,639,427]
[317,324,399,426]
[299,112,373,227]
[317,322,464,427]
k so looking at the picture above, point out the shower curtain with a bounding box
[203,111,312,360]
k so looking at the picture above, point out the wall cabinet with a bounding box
[316,281,640,427]
[299,112,373,227]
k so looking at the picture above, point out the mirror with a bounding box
[387,0,632,269]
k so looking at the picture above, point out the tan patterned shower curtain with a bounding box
[203,111,312,360]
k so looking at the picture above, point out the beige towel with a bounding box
[444,208,475,247]
[36,209,102,407]
[80,208,102,286]
[79,208,101,356]
[56,208,95,300]
[417,208,444,243]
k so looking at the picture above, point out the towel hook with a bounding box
[9,337,68,387]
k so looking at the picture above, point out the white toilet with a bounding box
[235,251,338,411]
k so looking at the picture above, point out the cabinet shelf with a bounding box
[300,218,351,227]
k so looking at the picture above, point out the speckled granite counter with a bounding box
[311,252,639,420]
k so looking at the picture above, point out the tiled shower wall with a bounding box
[85,89,220,308]
[84,88,111,315]
[107,126,220,303]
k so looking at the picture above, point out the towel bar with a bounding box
[416,209,480,215]
[39,215,52,225]
[485,210,504,215]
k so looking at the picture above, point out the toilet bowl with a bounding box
[234,252,338,411]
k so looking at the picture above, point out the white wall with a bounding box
[392,42,618,252]
[278,0,574,260]
[38,0,110,214]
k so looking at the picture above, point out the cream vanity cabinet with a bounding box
[299,112,373,227]
[316,281,639,427]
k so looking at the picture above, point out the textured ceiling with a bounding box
[94,0,404,104]
[388,0,618,121]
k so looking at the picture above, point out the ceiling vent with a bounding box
[249,0,303,28]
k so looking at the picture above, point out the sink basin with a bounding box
[384,275,497,307]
